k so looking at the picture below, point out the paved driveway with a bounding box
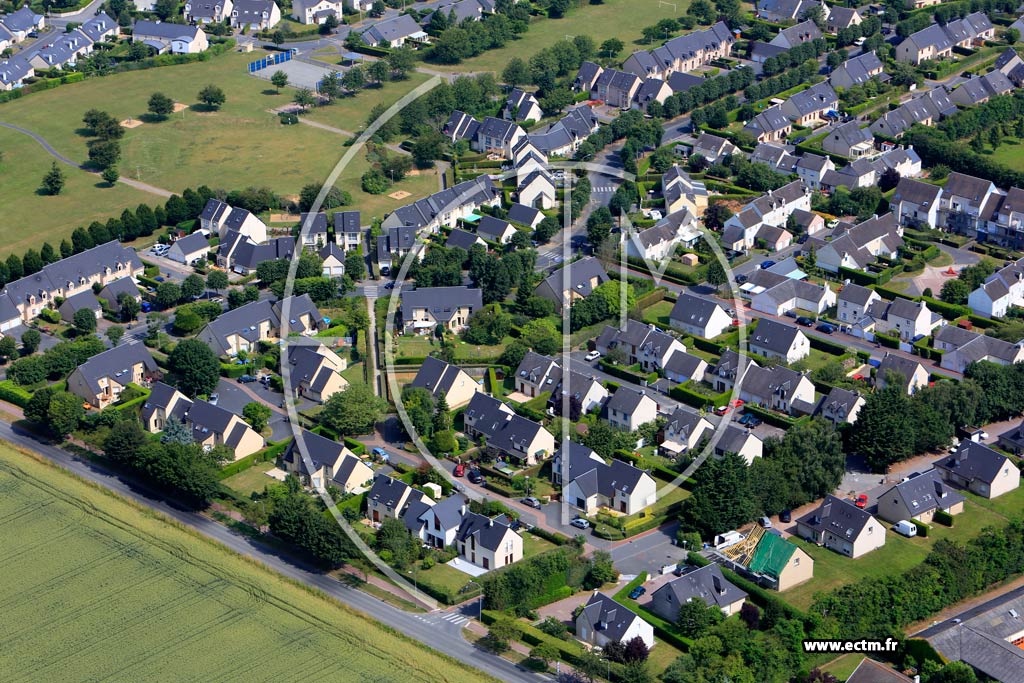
[213,378,294,442]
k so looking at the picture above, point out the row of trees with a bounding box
[481,545,617,613]
[8,336,105,387]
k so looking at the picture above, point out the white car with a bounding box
[584,350,601,361]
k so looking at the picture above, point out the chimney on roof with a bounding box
[460,503,467,516]
[712,575,725,595]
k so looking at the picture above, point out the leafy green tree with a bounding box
[118,293,141,322]
[502,57,530,86]
[847,380,916,472]
[293,88,316,110]
[73,308,98,334]
[586,206,614,247]
[677,599,725,636]
[41,162,65,195]
[400,386,435,438]
[47,390,85,439]
[485,618,519,652]
[939,278,970,305]
[197,84,226,110]
[270,70,289,92]
[206,269,229,294]
[361,169,391,194]
[321,383,386,436]
[242,401,272,433]
[148,92,175,119]
[376,517,420,569]
[155,282,182,309]
[106,326,124,347]
[88,139,121,170]
[600,37,624,58]
[168,339,221,397]
[463,303,511,344]
[680,452,757,539]
[703,202,732,230]
[20,328,41,355]
[181,274,206,300]
[529,641,559,667]
[0,336,17,362]
[706,260,728,291]
[344,250,366,281]
[102,166,120,185]
[161,417,193,444]
[103,419,147,463]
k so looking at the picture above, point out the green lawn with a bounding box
[428,0,690,74]
[0,51,356,196]
[783,499,1010,610]
[642,300,675,328]
[822,653,868,681]
[0,127,153,256]
[341,361,367,384]
[522,532,557,558]
[962,484,1024,520]
[987,138,1024,171]
[222,461,278,496]
[0,445,490,682]
[303,71,432,133]
[414,560,473,594]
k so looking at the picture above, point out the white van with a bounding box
[893,520,917,538]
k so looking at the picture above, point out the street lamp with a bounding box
[466,579,483,620]
[525,475,530,498]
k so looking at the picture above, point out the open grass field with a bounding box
[332,139,442,221]
[782,498,1010,610]
[0,127,152,256]
[222,460,279,496]
[429,0,691,74]
[0,444,489,683]
[985,138,1024,171]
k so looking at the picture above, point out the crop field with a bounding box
[0,444,486,683]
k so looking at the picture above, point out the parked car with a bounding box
[736,274,748,284]
[453,463,466,477]
[208,393,219,405]
[628,585,646,599]
[816,322,836,334]
[796,316,814,327]
[760,260,776,269]
[383,281,395,290]
[570,517,590,529]
[793,136,807,144]
[779,509,792,523]
[468,470,484,484]
[713,405,729,416]
[522,496,542,509]
[237,375,256,383]
[855,494,869,508]
[738,413,762,427]
[784,310,798,318]
[893,520,917,537]
[729,398,744,408]
[584,350,601,362]
[154,276,165,283]
[140,302,152,313]
[759,516,773,529]
[372,447,390,462]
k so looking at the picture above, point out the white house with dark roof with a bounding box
[750,143,797,174]
[167,231,211,265]
[692,133,740,163]
[822,120,874,159]
[360,13,427,47]
[877,469,966,523]
[648,564,747,622]
[132,20,208,54]
[795,154,835,191]
[816,213,904,274]
[513,351,560,399]
[366,473,433,523]
[463,393,554,465]
[503,88,543,122]
[58,290,101,324]
[750,272,836,316]
[713,424,763,464]
[817,387,866,426]
[283,429,371,491]
[891,177,942,229]
[400,286,482,335]
[837,283,881,325]
[739,365,816,416]
[411,356,481,409]
[829,51,887,89]
[620,21,733,80]
[0,55,33,90]
[576,592,655,650]
[197,295,321,356]
[0,6,44,42]
[517,170,556,210]
[780,81,838,127]
[291,0,343,23]
[705,349,757,393]
[669,293,733,340]
[606,386,659,431]
[595,319,685,370]
[937,326,1024,373]
[446,228,485,251]
[333,210,362,251]
[549,370,609,416]
[67,343,158,410]
[749,318,810,364]
[797,495,886,558]
[184,0,232,23]
[967,256,1024,318]
[627,209,700,262]
[876,352,930,395]
[553,442,657,516]
[743,105,792,143]
[771,19,824,46]
[856,297,941,342]
[663,350,708,384]
[475,215,517,244]
[507,203,543,229]
[825,6,862,33]
[382,175,499,233]
[756,0,827,23]
[455,512,523,571]
[573,61,603,92]
[936,441,1020,499]
[299,212,329,249]
[414,494,467,548]
[660,407,713,457]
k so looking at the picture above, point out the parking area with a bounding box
[212,378,296,442]
[250,59,344,91]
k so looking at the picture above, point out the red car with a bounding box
[713,406,729,416]
[453,463,465,477]
[729,399,745,408]
[855,494,869,508]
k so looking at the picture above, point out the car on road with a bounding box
[793,136,807,144]
[729,398,744,408]
[140,302,152,313]
[628,585,646,599]
[383,281,395,289]
[816,322,836,334]
[855,494,869,508]
[584,350,601,361]
[713,405,729,416]
[237,375,257,383]
[155,276,165,282]
[372,447,389,459]
[779,509,792,523]
[738,413,762,427]
[453,463,466,477]
[570,517,590,529]
[522,497,542,509]
[468,470,484,484]
[796,316,815,327]
[760,260,776,270]
[784,310,798,318]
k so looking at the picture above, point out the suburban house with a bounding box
[705,349,756,393]
[692,133,740,163]
[750,143,797,173]
[184,0,232,23]
[319,243,346,278]
[549,370,609,416]
[199,198,268,243]
[507,202,543,229]
[869,86,957,138]
[876,353,930,394]
[514,352,560,399]
[286,344,348,403]
[475,215,518,244]
[463,393,555,465]
[181,398,265,461]
[949,69,1014,106]
[968,256,1024,318]
[749,271,837,316]
[780,81,838,127]
[552,442,657,516]
[28,29,95,70]
[534,257,609,313]
[723,180,812,249]
[400,286,482,335]
[366,473,434,523]
[140,382,191,433]
[166,231,210,265]
[648,565,747,623]
[0,6,44,42]
[596,320,686,371]
[0,240,143,331]
[197,295,321,357]
[503,88,543,122]
[822,120,875,159]
[935,326,1024,373]
[0,56,34,90]
[817,387,866,426]
[748,319,810,364]
[663,350,709,384]
[382,176,500,233]
[825,5,862,33]
[939,172,999,237]
[375,225,417,272]
[576,592,655,650]
[660,407,714,457]
[927,594,1024,683]
[67,343,158,410]
[410,356,482,409]
[573,61,604,92]
[796,495,887,558]
[455,512,523,571]
[815,213,904,274]
[217,232,294,275]
[605,387,659,432]
[620,21,733,80]
[743,105,792,143]
[669,293,733,339]
[999,419,1024,455]
[527,104,599,157]
[446,228,485,251]
[770,19,823,49]
[131,20,208,54]
[876,469,966,523]
[626,209,700,262]
[837,283,881,324]
[413,495,468,548]
[333,210,362,251]
[359,13,427,47]
[298,212,329,249]
[855,297,942,341]
[517,169,556,210]
[739,365,816,416]
[829,51,887,89]
[283,430,372,492]
[891,177,943,229]
[291,0,343,23]
[896,13,993,64]
[845,659,915,683]
[935,441,1020,499]
[795,154,836,191]
[713,424,764,464]
[445,112,526,157]
[746,531,814,591]
[756,0,827,22]
[58,290,101,324]
[662,165,709,216]
[98,278,142,317]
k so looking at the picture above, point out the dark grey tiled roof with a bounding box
[797,494,874,538]
[580,593,643,643]
[649,564,747,622]
[935,441,1012,486]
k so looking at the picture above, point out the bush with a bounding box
[0,379,32,407]
[912,519,929,537]
[933,509,954,527]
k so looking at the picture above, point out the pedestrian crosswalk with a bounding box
[592,185,615,193]
[413,611,471,627]
[440,612,469,626]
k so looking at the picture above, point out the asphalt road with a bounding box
[913,583,1024,639]
[1,422,549,683]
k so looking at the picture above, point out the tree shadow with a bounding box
[261,88,280,96]
[138,113,169,125]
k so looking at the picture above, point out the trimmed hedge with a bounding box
[670,382,728,410]
[480,610,587,666]
[921,296,970,322]
[219,439,289,480]
[220,362,249,379]
[0,379,33,407]
[912,519,929,537]
[598,359,649,384]
[527,526,571,546]
[933,509,954,527]
[420,578,482,606]
[743,404,797,428]
[875,332,901,349]
[690,336,725,355]
[807,335,848,356]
